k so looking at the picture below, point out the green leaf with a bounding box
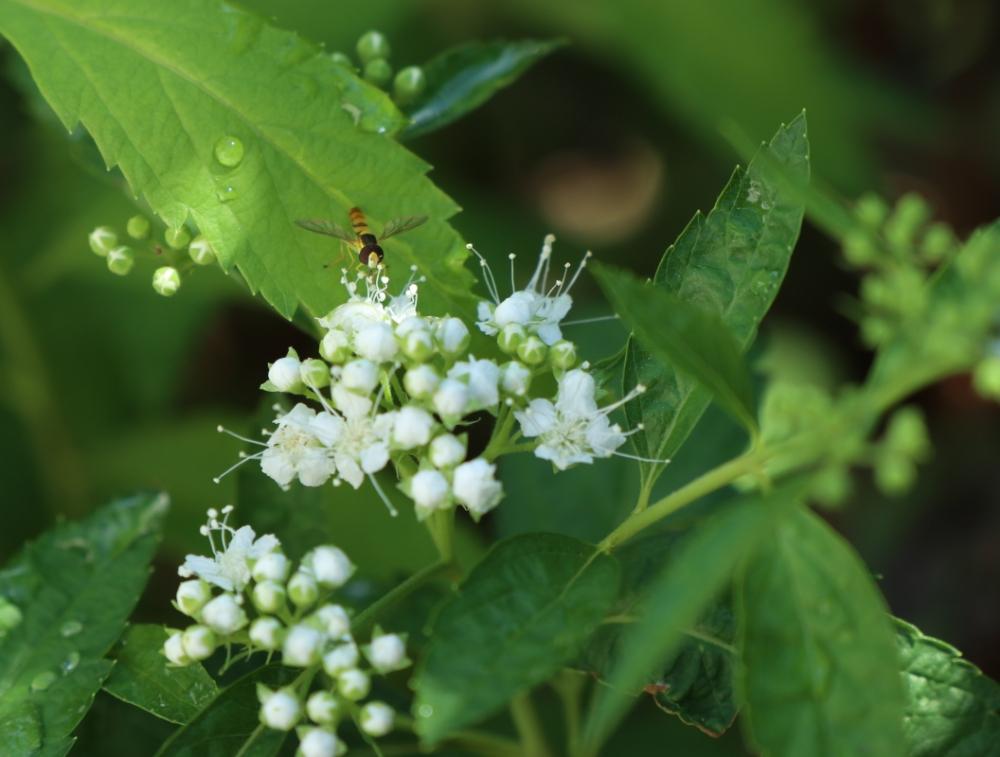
[593,261,757,433]
[736,506,905,757]
[0,0,473,318]
[413,533,620,744]
[581,484,797,752]
[103,625,217,725]
[0,493,167,756]
[155,665,295,757]
[895,618,1000,756]
[622,113,809,492]
[402,39,564,139]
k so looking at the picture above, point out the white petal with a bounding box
[360,442,390,474]
[515,400,557,437]
[586,417,626,457]
[332,384,373,417]
[261,448,296,487]
[181,555,233,591]
[336,455,364,488]
[535,443,592,471]
[536,322,563,346]
[228,526,256,554]
[250,534,280,559]
[556,370,598,416]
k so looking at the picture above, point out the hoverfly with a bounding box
[296,207,427,267]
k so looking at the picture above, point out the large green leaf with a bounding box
[103,625,217,725]
[402,38,564,139]
[736,506,904,757]
[581,484,797,752]
[594,262,757,434]
[413,533,620,744]
[895,618,1000,757]
[0,493,167,756]
[0,0,473,318]
[623,114,809,493]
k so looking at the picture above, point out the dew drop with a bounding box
[359,114,391,135]
[216,183,239,203]
[30,671,57,692]
[60,619,83,637]
[417,704,433,718]
[214,136,245,168]
[61,652,80,675]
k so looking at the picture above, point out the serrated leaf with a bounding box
[624,114,809,492]
[413,533,619,744]
[155,665,295,757]
[402,39,564,139]
[0,0,474,318]
[581,483,798,752]
[593,262,757,433]
[736,506,904,757]
[0,493,168,756]
[895,618,1000,756]
[103,625,217,725]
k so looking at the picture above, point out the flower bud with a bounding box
[126,215,150,240]
[429,434,466,468]
[252,580,287,614]
[188,235,215,266]
[885,193,929,251]
[549,340,577,370]
[305,546,355,589]
[920,223,954,262]
[517,335,547,366]
[282,624,324,667]
[288,572,320,608]
[453,458,504,520]
[356,30,391,64]
[433,379,469,419]
[163,631,191,666]
[323,642,360,676]
[497,323,526,354]
[393,67,426,106]
[363,58,392,87]
[306,690,342,725]
[855,193,889,228]
[181,625,217,661]
[88,226,117,257]
[403,364,439,399]
[408,470,450,514]
[354,322,398,363]
[843,230,877,266]
[164,226,192,250]
[269,353,302,392]
[315,604,351,637]
[300,358,331,389]
[249,617,285,650]
[885,407,930,460]
[259,687,301,731]
[201,594,248,635]
[875,453,915,496]
[252,552,290,583]
[401,329,434,362]
[973,355,1000,400]
[392,406,435,449]
[337,668,371,701]
[499,361,532,397]
[175,579,211,616]
[106,246,135,276]
[436,317,470,356]
[298,727,341,757]
[152,266,182,297]
[365,632,409,673]
[341,359,379,394]
[320,329,351,364]
[359,701,395,737]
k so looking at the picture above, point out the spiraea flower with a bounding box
[178,506,279,592]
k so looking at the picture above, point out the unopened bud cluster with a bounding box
[165,507,403,757]
[329,29,426,107]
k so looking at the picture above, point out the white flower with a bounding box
[252,552,290,583]
[435,317,470,355]
[407,470,450,517]
[396,315,430,338]
[315,604,351,637]
[283,624,325,667]
[403,364,440,399]
[365,632,409,673]
[429,434,466,468]
[175,579,212,616]
[340,359,379,394]
[305,546,355,589]
[259,688,301,731]
[318,266,420,336]
[306,691,341,725]
[448,358,500,410]
[178,509,280,592]
[354,322,398,363]
[269,354,302,392]
[515,369,639,470]
[202,593,248,635]
[452,459,504,519]
[323,642,360,676]
[164,631,191,666]
[337,668,371,700]
[323,396,394,489]
[249,617,285,650]
[298,727,342,757]
[260,404,336,488]
[331,383,373,418]
[319,328,351,363]
[181,625,217,661]
[359,702,395,737]
[433,378,470,419]
[500,360,532,396]
[392,406,435,449]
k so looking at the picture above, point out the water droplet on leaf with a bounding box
[214,136,245,168]
[216,183,239,203]
[60,619,83,637]
[61,652,80,674]
[30,671,56,692]
[417,704,433,718]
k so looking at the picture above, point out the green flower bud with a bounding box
[106,246,135,276]
[875,452,915,496]
[175,579,212,616]
[252,581,287,614]
[306,690,342,725]
[88,226,117,257]
[330,51,353,69]
[356,30,390,63]
[401,329,434,362]
[549,340,577,370]
[300,358,331,389]
[0,597,23,634]
[188,235,215,266]
[337,668,371,701]
[165,226,192,250]
[288,571,319,609]
[126,215,151,240]
[319,329,351,363]
[497,323,526,354]
[920,222,955,262]
[885,193,930,252]
[973,355,1000,400]
[843,229,877,266]
[363,58,392,88]
[885,406,930,460]
[810,465,852,509]
[152,266,182,297]
[854,193,889,228]
[860,316,893,347]
[393,66,426,104]
[517,335,547,366]
[181,625,217,661]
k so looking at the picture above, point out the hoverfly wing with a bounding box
[296,218,356,242]
[379,215,428,241]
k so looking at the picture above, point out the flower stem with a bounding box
[552,670,586,757]
[352,560,451,635]
[426,507,455,563]
[510,691,553,757]
[482,406,517,461]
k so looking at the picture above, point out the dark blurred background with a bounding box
[0,1,998,752]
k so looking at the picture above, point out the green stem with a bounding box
[483,406,516,461]
[552,670,586,757]
[426,507,455,563]
[395,716,523,757]
[510,691,553,757]
[352,560,451,635]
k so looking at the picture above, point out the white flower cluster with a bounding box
[219,236,653,519]
[165,508,405,757]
